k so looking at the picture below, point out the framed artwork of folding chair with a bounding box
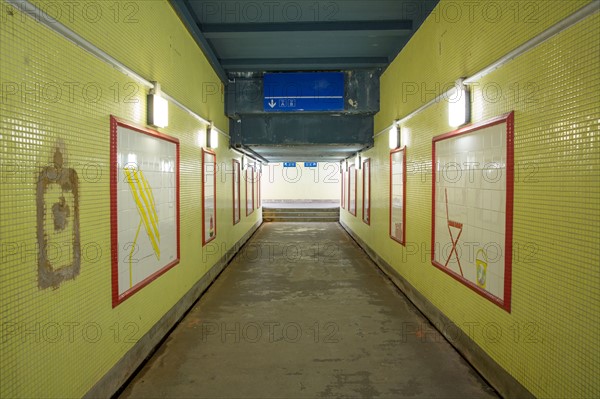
[431,112,514,312]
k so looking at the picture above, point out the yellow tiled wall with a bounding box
[0,1,261,397]
[341,1,599,398]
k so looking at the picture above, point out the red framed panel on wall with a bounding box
[232,159,241,225]
[390,147,406,245]
[256,167,261,209]
[341,164,346,209]
[110,116,180,307]
[348,164,357,216]
[246,165,255,216]
[431,112,514,312]
[202,148,217,245]
[362,159,371,225]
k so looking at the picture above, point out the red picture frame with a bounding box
[110,116,180,307]
[431,112,514,312]
[246,165,255,216]
[256,168,261,209]
[232,159,241,225]
[341,165,346,209]
[389,147,406,245]
[348,164,357,216]
[202,148,217,246]
[362,159,371,225]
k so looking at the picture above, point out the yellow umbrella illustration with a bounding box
[476,248,488,289]
[124,166,160,287]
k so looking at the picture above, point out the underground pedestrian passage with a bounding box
[1,1,598,398]
[118,222,498,399]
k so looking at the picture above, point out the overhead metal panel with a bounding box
[226,70,380,116]
[234,114,373,146]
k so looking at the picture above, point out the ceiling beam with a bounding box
[204,30,412,39]
[221,57,389,71]
[201,20,412,33]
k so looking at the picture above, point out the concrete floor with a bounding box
[119,223,498,399]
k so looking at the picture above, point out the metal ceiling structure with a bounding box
[170,0,439,162]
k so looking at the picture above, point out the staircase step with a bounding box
[264,216,339,222]
[262,206,340,222]
[263,211,339,217]
[263,207,339,213]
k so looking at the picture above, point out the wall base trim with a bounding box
[339,220,534,399]
[84,221,263,399]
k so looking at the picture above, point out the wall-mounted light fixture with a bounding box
[342,159,347,172]
[206,122,218,149]
[389,120,401,149]
[147,82,168,128]
[448,78,470,128]
[355,153,361,169]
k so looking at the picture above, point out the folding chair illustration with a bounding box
[444,188,464,276]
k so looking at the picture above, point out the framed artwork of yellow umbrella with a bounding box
[110,116,180,307]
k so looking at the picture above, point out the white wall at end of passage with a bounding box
[262,162,341,201]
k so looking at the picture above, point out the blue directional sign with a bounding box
[283,162,297,168]
[264,72,344,112]
[304,162,318,168]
